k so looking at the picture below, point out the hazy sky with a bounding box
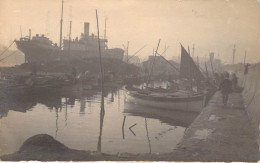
[0,0,260,64]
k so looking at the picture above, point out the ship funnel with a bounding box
[84,22,89,39]
[29,29,31,40]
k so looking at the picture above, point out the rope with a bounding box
[0,51,17,62]
[0,41,15,57]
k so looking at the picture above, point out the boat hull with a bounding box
[124,90,205,113]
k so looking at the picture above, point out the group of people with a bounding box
[217,72,238,106]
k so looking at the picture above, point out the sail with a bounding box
[179,45,204,80]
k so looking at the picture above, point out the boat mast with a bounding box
[232,44,236,65]
[59,0,64,50]
[68,21,72,55]
[126,41,129,63]
[104,17,107,40]
[192,44,195,59]
[210,52,215,75]
[244,50,247,65]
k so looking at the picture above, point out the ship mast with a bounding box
[68,21,72,55]
[59,0,64,50]
[104,17,107,40]
[104,17,107,49]
[232,44,236,65]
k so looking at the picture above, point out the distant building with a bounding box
[142,56,179,79]
[123,55,141,66]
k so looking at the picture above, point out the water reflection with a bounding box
[0,85,199,155]
[124,103,198,128]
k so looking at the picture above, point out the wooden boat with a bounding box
[125,85,205,112]
[124,44,212,113]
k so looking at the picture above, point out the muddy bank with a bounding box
[0,134,122,161]
[0,134,175,161]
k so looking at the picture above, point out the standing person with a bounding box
[231,73,238,91]
[244,63,250,75]
[219,72,232,106]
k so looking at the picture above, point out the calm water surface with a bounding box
[0,85,198,155]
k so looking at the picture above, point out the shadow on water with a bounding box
[123,103,199,128]
[0,86,119,119]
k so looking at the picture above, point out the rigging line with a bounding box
[156,52,179,73]
[127,45,147,62]
[0,41,15,57]
[0,51,17,62]
[158,46,169,57]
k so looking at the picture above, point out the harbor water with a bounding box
[0,85,199,155]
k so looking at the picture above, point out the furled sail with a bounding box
[179,45,204,80]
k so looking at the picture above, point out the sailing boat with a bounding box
[124,44,208,113]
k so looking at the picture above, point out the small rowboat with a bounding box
[124,85,206,113]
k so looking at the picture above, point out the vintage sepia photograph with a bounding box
[0,0,259,161]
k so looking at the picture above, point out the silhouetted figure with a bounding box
[214,73,220,86]
[244,63,250,75]
[231,73,238,91]
[219,72,232,106]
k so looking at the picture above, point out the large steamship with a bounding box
[15,22,124,63]
[15,0,123,63]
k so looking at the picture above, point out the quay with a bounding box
[1,90,259,161]
[171,91,259,161]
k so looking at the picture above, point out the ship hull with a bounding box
[16,41,124,63]
[16,41,61,63]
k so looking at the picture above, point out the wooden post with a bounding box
[96,9,105,153]
[122,116,126,139]
[145,118,151,154]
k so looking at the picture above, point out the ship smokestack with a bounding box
[84,22,89,39]
[29,29,31,40]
